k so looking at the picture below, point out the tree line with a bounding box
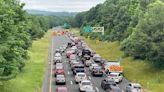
[0,0,70,81]
[72,0,164,68]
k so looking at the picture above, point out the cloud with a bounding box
[20,0,105,12]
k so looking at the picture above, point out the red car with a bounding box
[56,86,68,92]
[54,69,65,76]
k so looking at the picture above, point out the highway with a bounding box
[42,30,129,92]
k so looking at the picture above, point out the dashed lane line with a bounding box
[95,87,99,92]
[70,81,73,85]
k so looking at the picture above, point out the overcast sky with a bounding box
[20,0,105,12]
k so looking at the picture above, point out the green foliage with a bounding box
[121,0,164,68]
[0,0,54,81]
[73,0,164,68]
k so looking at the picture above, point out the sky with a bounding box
[20,0,106,12]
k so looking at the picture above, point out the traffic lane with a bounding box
[63,53,80,92]
[85,67,105,92]
[52,35,71,91]
[119,78,129,91]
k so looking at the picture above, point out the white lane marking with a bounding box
[70,81,73,85]
[88,76,91,80]
[95,87,99,92]
[68,71,70,75]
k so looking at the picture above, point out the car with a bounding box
[73,64,85,75]
[71,61,81,70]
[125,83,142,92]
[54,68,64,76]
[56,74,66,85]
[91,66,104,76]
[69,54,77,63]
[56,86,68,92]
[106,85,121,92]
[85,59,93,67]
[101,77,117,90]
[81,48,91,57]
[89,63,99,71]
[107,72,123,83]
[59,46,65,53]
[66,49,75,58]
[79,80,93,92]
[67,42,72,48]
[93,54,101,63]
[55,49,60,53]
[54,53,62,64]
[75,73,87,83]
[81,55,91,63]
[56,63,63,69]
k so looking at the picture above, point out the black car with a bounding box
[72,64,85,75]
[91,66,103,76]
[81,54,91,63]
[82,49,91,57]
[101,78,117,90]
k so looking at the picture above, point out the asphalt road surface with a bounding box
[42,30,129,92]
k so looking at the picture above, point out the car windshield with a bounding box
[82,82,91,85]
[75,66,84,68]
[56,67,63,69]
[78,74,85,77]
[109,74,118,77]
[57,75,64,78]
[94,66,101,69]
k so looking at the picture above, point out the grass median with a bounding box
[73,28,164,92]
[0,30,51,92]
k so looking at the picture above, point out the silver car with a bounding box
[125,83,142,92]
[56,75,66,85]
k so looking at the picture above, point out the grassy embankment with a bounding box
[72,28,164,92]
[0,30,52,92]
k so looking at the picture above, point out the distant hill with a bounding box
[26,9,77,16]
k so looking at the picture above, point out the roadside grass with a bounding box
[0,30,51,92]
[73,28,164,92]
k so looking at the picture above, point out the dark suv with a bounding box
[101,78,117,90]
[91,66,103,76]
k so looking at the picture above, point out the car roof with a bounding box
[81,80,91,83]
[77,73,86,75]
[57,86,68,90]
[110,72,120,75]
[130,83,141,87]
[55,53,61,56]
[92,64,98,66]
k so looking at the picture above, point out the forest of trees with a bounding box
[73,0,164,68]
[0,0,71,81]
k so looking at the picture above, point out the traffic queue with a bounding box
[53,32,142,92]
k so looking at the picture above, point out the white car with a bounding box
[89,63,99,71]
[79,80,93,92]
[107,72,123,83]
[54,53,62,64]
[75,73,87,83]
[125,83,142,92]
